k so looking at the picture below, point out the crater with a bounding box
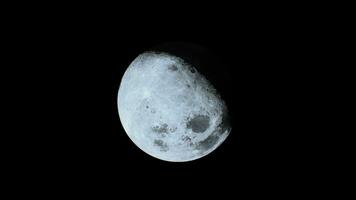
[181,136,194,147]
[154,139,169,152]
[152,123,168,133]
[168,64,178,71]
[186,115,210,133]
[190,68,196,73]
[169,127,177,133]
[182,136,191,143]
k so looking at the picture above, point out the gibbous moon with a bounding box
[118,50,231,162]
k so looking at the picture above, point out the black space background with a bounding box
[15,4,328,195]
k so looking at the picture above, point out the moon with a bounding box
[118,51,231,162]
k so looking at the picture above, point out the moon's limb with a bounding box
[118,51,231,162]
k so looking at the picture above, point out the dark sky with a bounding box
[19,5,322,195]
[59,22,303,186]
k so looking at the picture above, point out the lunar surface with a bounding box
[118,51,231,162]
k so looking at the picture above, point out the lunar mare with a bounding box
[118,51,231,162]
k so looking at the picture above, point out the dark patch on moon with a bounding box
[187,115,210,133]
[152,123,168,133]
[154,139,169,152]
[168,64,178,71]
[146,105,149,109]
[187,84,190,88]
[217,109,231,135]
[190,68,196,73]
[195,134,219,151]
